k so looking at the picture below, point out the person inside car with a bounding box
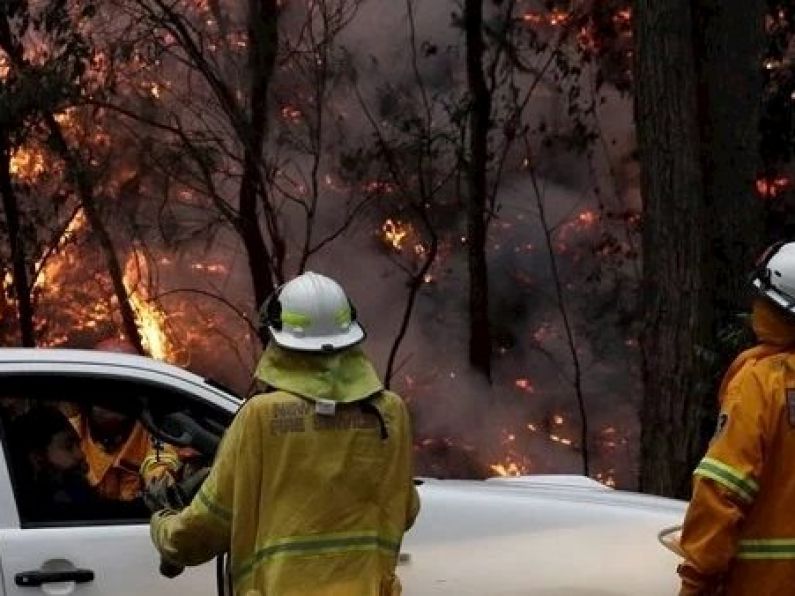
[69,338,180,502]
[10,406,149,522]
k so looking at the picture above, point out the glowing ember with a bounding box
[595,469,617,488]
[522,12,544,25]
[553,414,565,425]
[756,175,791,199]
[9,147,46,182]
[549,9,570,26]
[363,180,396,195]
[522,9,570,27]
[190,263,228,274]
[514,378,535,393]
[613,8,632,24]
[281,105,303,123]
[577,210,599,227]
[501,430,517,443]
[549,434,573,446]
[382,219,411,252]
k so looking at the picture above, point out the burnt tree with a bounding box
[240,0,282,317]
[636,0,765,497]
[120,0,283,344]
[464,0,493,380]
[0,140,35,347]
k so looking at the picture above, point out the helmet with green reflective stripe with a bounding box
[751,241,795,314]
[261,272,365,353]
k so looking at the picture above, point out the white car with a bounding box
[0,349,685,595]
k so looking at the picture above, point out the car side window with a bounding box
[0,375,229,528]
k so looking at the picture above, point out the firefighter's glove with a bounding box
[159,558,185,579]
[678,563,726,596]
[143,475,184,513]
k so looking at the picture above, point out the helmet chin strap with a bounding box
[259,284,286,332]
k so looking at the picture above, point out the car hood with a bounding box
[402,477,686,595]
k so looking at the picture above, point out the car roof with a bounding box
[0,348,241,408]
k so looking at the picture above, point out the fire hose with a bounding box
[658,524,686,558]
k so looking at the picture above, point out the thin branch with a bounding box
[155,287,259,337]
[528,153,589,476]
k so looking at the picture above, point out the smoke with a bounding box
[280,0,642,485]
[6,0,642,487]
[186,0,641,485]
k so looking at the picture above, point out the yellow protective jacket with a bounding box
[151,345,419,596]
[71,416,179,501]
[679,299,795,595]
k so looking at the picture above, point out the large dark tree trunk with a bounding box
[636,0,765,497]
[635,0,709,497]
[0,139,36,347]
[694,0,766,469]
[240,0,280,344]
[464,0,492,380]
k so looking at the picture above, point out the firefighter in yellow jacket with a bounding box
[679,241,795,595]
[149,272,420,595]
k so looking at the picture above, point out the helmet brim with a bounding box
[752,277,795,311]
[268,321,366,353]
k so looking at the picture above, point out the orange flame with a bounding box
[9,147,46,182]
[490,455,531,477]
[123,250,176,362]
[522,8,570,27]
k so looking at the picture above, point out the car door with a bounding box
[0,373,231,596]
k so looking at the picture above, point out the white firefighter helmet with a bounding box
[262,272,365,352]
[751,241,795,312]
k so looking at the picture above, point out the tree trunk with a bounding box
[0,138,36,347]
[44,116,146,356]
[635,0,709,497]
[693,0,766,465]
[464,0,492,380]
[636,0,765,497]
[240,0,279,344]
[0,17,145,355]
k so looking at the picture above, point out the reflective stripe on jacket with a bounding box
[151,347,419,596]
[679,349,795,595]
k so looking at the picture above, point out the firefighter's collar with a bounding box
[254,344,383,403]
